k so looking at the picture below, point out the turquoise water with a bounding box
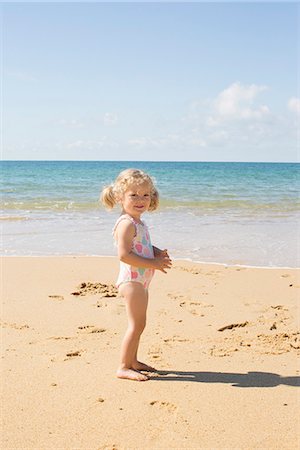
[1,161,299,267]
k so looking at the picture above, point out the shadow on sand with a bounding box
[149,370,300,388]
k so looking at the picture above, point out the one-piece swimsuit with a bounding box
[113,214,155,289]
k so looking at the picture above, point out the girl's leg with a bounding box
[117,282,149,381]
[131,289,156,372]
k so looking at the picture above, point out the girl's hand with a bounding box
[153,247,170,258]
[153,255,172,273]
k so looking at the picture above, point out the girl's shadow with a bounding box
[150,370,300,388]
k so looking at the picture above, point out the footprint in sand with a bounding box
[209,320,300,357]
[64,350,84,360]
[149,400,177,413]
[168,292,214,315]
[47,336,75,341]
[163,335,191,344]
[97,445,119,450]
[173,265,202,275]
[96,300,108,308]
[173,265,222,280]
[169,292,211,302]
[148,344,163,361]
[271,305,288,310]
[209,345,239,357]
[77,325,106,334]
[168,293,185,300]
[48,295,64,301]
[180,301,204,316]
[1,321,30,330]
[257,305,291,330]
[179,300,213,316]
[256,332,300,354]
[204,270,221,277]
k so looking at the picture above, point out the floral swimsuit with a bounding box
[113,214,155,289]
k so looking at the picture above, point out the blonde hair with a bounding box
[101,168,159,211]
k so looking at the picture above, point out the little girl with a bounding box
[101,168,172,382]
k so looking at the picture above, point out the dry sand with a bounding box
[1,256,300,449]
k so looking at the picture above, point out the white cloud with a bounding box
[103,113,118,126]
[206,116,219,127]
[128,137,167,148]
[128,133,207,150]
[57,114,119,128]
[212,82,269,121]
[65,140,104,150]
[169,81,298,160]
[128,138,147,146]
[56,138,119,152]
[59,119,84,128]
[288,97,300,114]
[188,137,206,147]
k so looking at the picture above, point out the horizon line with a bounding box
[1,159,299,164]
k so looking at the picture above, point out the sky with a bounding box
[2,2,299,162]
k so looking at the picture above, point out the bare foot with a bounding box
[132,361,156,372]
[116,368,149,381]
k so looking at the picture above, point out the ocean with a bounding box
[1,161,299,267]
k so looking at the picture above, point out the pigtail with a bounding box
[101,184,116,209]
[149,187,159,211]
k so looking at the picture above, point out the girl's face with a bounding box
[121,181,151,219]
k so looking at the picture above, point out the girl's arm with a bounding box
[116,220,172,273]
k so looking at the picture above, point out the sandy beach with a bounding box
[1,256,300,449]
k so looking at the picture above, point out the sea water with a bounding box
[1,161,299,267]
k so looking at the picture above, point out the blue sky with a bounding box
[2,2,299,162]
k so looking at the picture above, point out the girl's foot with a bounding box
[117,368,149,381]
[132,361,156,372]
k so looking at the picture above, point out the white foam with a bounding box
[1,253,298,269]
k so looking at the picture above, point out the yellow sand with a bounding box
[1,256,300,449]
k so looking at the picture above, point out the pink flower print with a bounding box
[146,232,150,241]
[131,271,138,279]
[135,243,143,253]
[143,247,150,257]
